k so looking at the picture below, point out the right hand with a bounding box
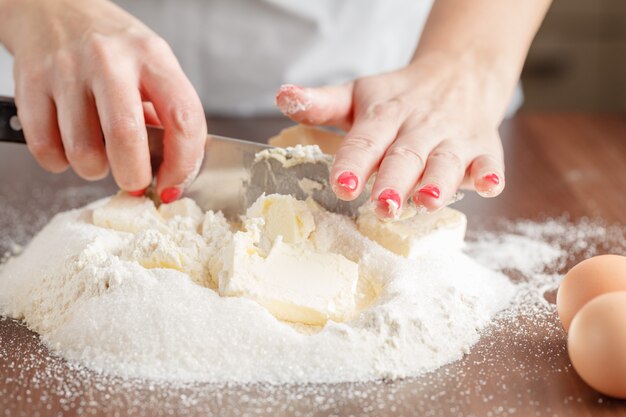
[0,0,206,201]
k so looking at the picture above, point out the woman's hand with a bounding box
[0,0,206,202]
[277,0,551,219]
[276,52,507,219]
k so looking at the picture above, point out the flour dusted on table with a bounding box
[0,192,515,383]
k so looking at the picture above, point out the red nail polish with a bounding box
[128,188,147,197]
[483,173,500,185]
[160,187,181,204]
[336,171,358,192]
[378,189,401,213]
[418,184,441,199]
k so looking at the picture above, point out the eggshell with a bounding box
[556,255,626,331]
[568,291,626,398]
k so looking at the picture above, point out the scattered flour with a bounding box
[0,193,515,384]
[1,210,623,416]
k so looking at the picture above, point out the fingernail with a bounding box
[377,189,401,217]
[483,173,500,185]
[336,171,359,192]
[160,187,181,204]
[128,188,147,197]
[276,84,312,115]
[418,184,440,199]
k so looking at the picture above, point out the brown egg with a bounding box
[568,291,626,398]
[556,255,626,331]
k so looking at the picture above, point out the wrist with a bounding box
[0,0,21,51]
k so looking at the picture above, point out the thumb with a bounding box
[275,83,353,131]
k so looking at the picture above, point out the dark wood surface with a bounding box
[1,113,625,417]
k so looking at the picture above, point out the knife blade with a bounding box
[0,95,368,218]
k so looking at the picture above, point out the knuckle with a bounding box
[15,67,46,91]
[170,105,205,138]
[364,98,407,122]
[53,50,77,73]
[65,140,104,165]
[429,150,464,171]
[343,134,381,153]
[104,117,144,144]
[385,145,426,168]
[138,35,171,56]
[86,34,113,62]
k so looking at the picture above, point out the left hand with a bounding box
[276,52,509,219]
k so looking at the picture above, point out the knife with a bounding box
[0,95,368,219]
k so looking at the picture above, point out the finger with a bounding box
[275,83,353,130]
[412,141,469,213]
[370,128,438,219]
[15,92,68,173]
[330,99,407,201]
[93,74,152,194]
[469,153,505,198]
[55,88,108,180]
[141,55,206,203]
[143,101,161,126]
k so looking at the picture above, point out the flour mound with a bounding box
[0,196,515,383]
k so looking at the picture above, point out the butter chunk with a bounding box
[246,194,315,244]
[158,198,203,222]
[93,192,164,233]
[219,234,358,325]
[357,205,467,258]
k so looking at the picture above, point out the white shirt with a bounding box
[0,0,521,116]
[114,0,434,115]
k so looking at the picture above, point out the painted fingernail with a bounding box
[483,173,500,185]
[377,189,401,217]
[160,187,181,204]
[128,188,147,197]
[336,171,359,192]
[418,184,440,199]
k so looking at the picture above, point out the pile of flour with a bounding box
[0,194,515,384]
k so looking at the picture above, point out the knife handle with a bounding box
[0,96,26,144]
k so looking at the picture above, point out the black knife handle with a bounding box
[0,96,26,144]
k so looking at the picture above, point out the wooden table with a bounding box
[1,113,625,417]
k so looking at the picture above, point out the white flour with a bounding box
[0,195,517,384]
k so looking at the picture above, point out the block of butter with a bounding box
[357,205,467,259]
[246,194,314,244]
[158,198,204,222]
[220,194,359,325]
[219,234,358,325]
